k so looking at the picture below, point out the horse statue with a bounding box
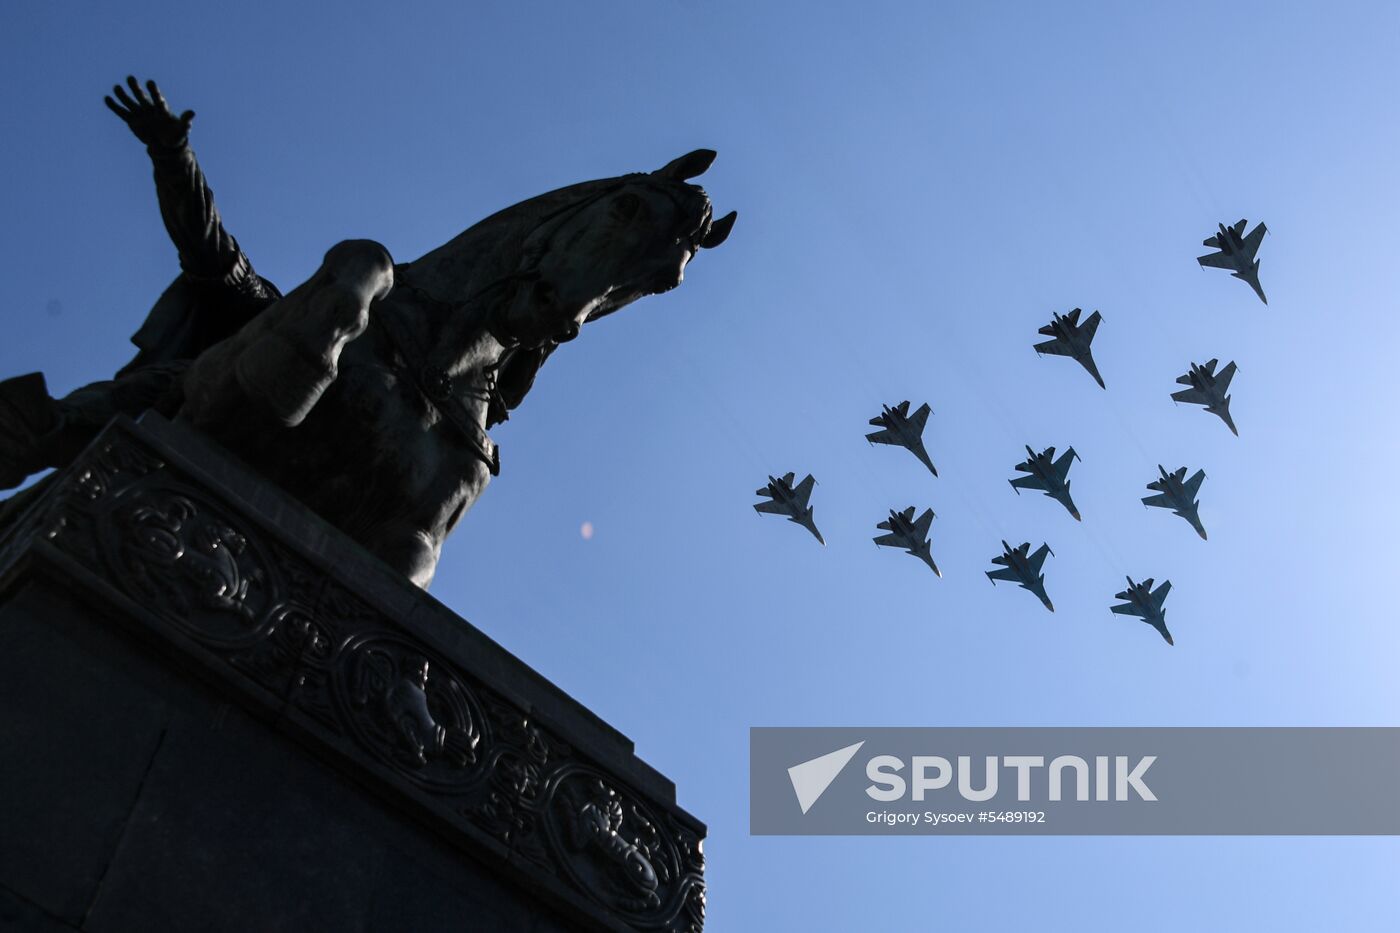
[0,78,735,587]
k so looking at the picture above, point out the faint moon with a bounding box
[580,521,594,540]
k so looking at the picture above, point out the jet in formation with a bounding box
[867,401,937,476]
[1034,308,1105,389]
[1009,445,1082,521]
[753,473,825,545]
[1172,359,1238,436]
[1197,219,1267,304]
[873,506,940,577]
[1142,465,1207,540]
[1111,576,1175,645]
[985,540,1054,612]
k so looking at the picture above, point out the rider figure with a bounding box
[0,77,280,489]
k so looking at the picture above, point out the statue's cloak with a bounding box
[119,270,280,377]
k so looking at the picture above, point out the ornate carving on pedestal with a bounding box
[103,486,274,646]
[0,419,707,931]
[334,633,485,788]
[471,696,564,853]
[543,765,707,932]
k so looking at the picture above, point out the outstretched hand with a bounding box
[104,76,193,149]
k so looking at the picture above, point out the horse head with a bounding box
[399,149,736,352]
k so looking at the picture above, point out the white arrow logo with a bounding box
[787,741,865,814]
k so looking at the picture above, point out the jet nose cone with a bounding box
[1197,527,1209,541]
[1164,632,1175,646]
[1070,510,1082,522]
[1043,598,1055,612]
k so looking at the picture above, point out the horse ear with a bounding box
[656,149,717,180]
[701,211,737,248]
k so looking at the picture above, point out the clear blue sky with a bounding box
[4,1,1398,929]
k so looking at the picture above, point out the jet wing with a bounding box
[792,475,816,507]
[1028,544,1051,574]
[1010,474,1048,492]
[1142,493,1172,509]
[1171,386,1207,405]
[1053,448,1077,480]
[1110,601,1142,616]
[1196,249,1233,269]
[1081,311,1101,341]
[1034,337,1073,357]
[1215,362,1237,393]
[866,427,899,445]
[986,567,1022,583]
[754,500,788,515]
[1241,222,1266,258]
[910,403,932,430]
[1150,580,1172,610]
[912,509,934,538]
[874,532,906,548]
[1184,470,1206,497]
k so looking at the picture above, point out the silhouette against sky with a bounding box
[4,2,1399,929]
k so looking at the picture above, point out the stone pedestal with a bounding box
[0,414,705,932]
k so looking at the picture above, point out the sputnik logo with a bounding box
[787,741,865,814]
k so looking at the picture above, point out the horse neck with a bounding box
[383,279,509,385]
[367,294,500,438]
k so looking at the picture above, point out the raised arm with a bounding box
[105,77,273,300]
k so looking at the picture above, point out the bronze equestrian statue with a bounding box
[0,78,735,588]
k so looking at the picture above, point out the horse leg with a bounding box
[180,239,394,435]
[365,526,443,589]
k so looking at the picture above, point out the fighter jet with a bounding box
[1009,445,1082,521]
[753,473,825,546]
[873,506,940,577]
[1172,359,1238,436]
[866,401,937,476]
[1197,219,1267,304]
[985,540,1055,612]
[1111,576,1175,646]
[1034,308,1105,389]
[1142,465,1207,540]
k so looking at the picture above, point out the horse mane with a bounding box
[404,175,637,302]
